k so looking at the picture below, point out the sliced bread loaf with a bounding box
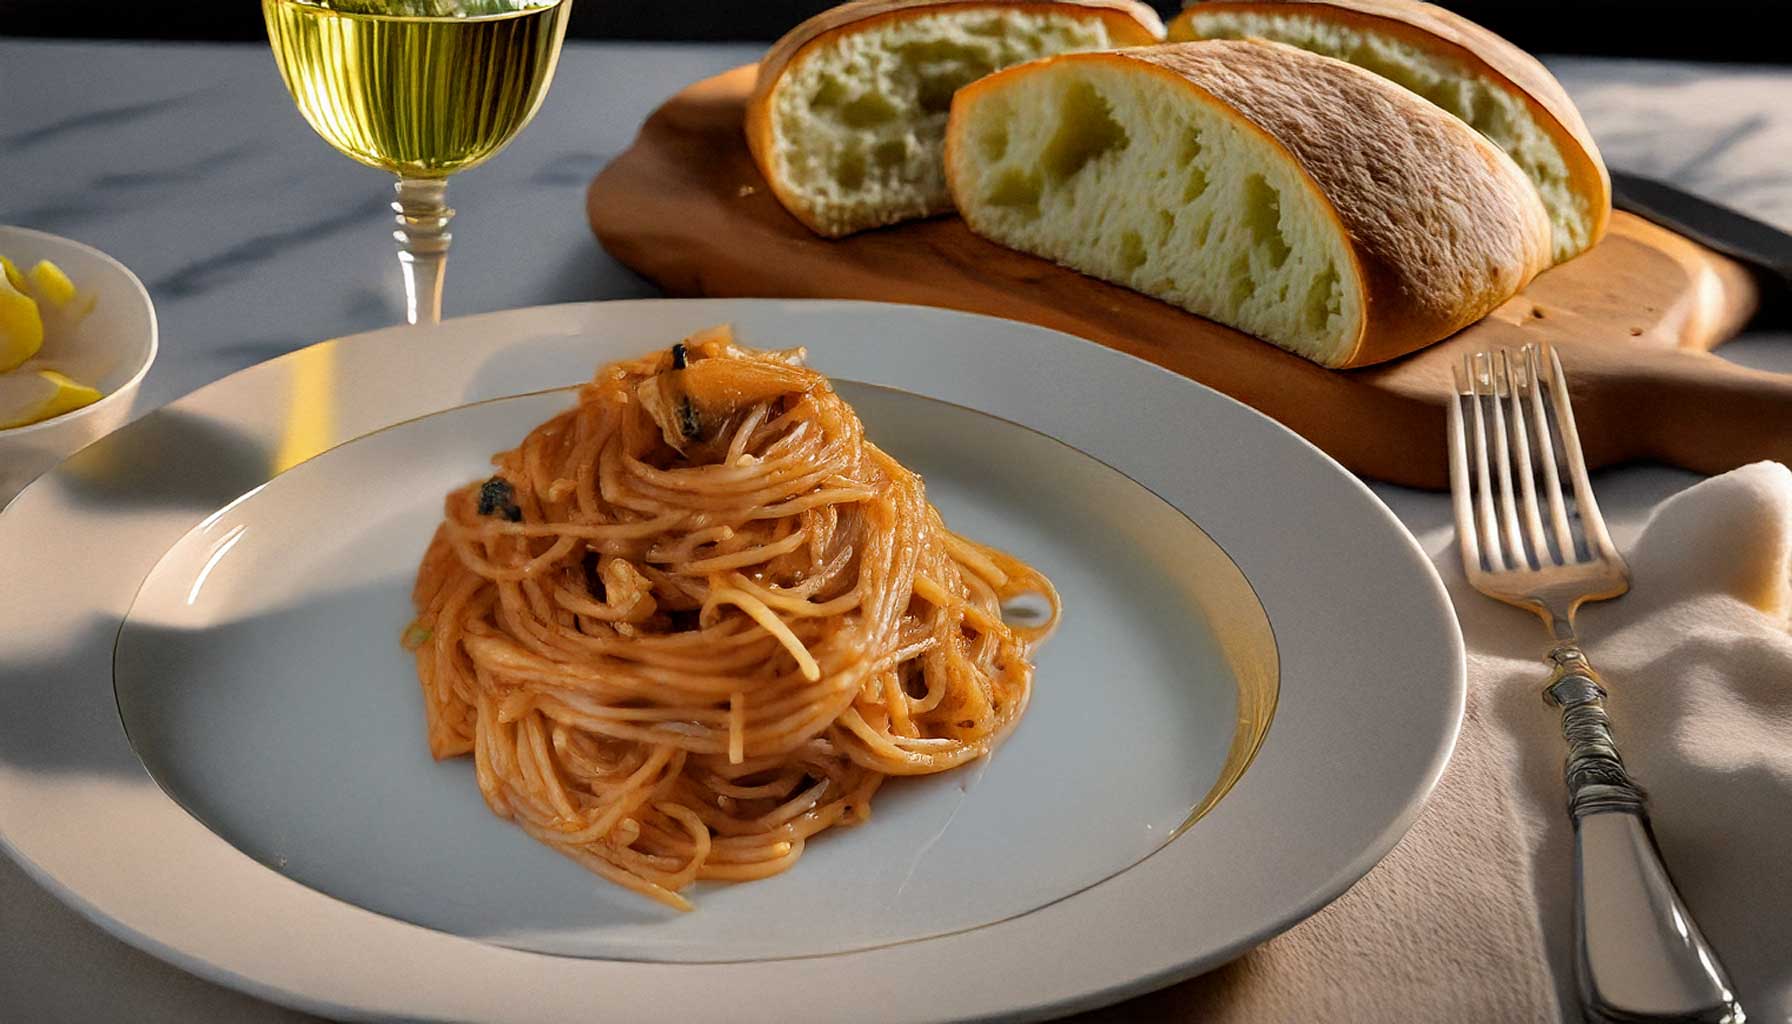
[746,0,1164,238]
[1168,0,1609,263]
[944,41,1553,368]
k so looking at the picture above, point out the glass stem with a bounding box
[392,177,454,326]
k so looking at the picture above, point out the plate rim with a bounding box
[0,298,1464,1023]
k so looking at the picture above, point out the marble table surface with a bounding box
[2,38,1789,1023]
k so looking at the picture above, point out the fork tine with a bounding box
[1543,345,1620,562]
[1488,350,1529,568]
[1525,344,1577,562]
[1468,352,1508,570]
[1505,350,1552,566]
[1448,358,1482,575]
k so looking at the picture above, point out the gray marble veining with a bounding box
[1550,58,1792,229]
[0,37,1789,1024]
[2,40,761,408]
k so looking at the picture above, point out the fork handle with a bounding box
[1543,647,1744,1024]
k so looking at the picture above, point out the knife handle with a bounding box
[1610,169,1792,301]
[1543,649,1744,1024]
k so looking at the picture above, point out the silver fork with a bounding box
[1449,343,1744,1024]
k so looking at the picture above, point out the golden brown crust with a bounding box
[948,41,1554,367]
[1168,0,1610,255]
[745,0,1166,236]
[758,0,1164,95]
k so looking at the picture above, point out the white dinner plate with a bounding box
[0,300,1462,1022]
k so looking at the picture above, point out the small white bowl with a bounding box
[0,225,158,505]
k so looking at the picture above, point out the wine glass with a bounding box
[263,0,572,325]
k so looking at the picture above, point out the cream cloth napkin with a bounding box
[1076,461,1792,1024]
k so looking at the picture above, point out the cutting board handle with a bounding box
[1573,346,1792,475]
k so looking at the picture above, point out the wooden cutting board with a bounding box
[588,65,1790,489]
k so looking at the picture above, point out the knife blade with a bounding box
[1610,169,1792,324]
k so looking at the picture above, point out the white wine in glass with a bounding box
[264,0,571,325]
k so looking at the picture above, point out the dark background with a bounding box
[0,1,1784,63]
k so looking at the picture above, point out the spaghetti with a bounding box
[406,327,1059,909]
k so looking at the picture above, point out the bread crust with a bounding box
[746,0,1166,236]
[946,41,1553,367]
[1169,0,1610,259]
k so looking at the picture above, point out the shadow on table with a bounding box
[1069,956,1261,1022]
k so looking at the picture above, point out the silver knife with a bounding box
[1610,169,1792,323]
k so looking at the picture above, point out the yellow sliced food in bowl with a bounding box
[27,259,79,308]
[0,368,105,430]
[0,272,45,373]
[0,256,27,293]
